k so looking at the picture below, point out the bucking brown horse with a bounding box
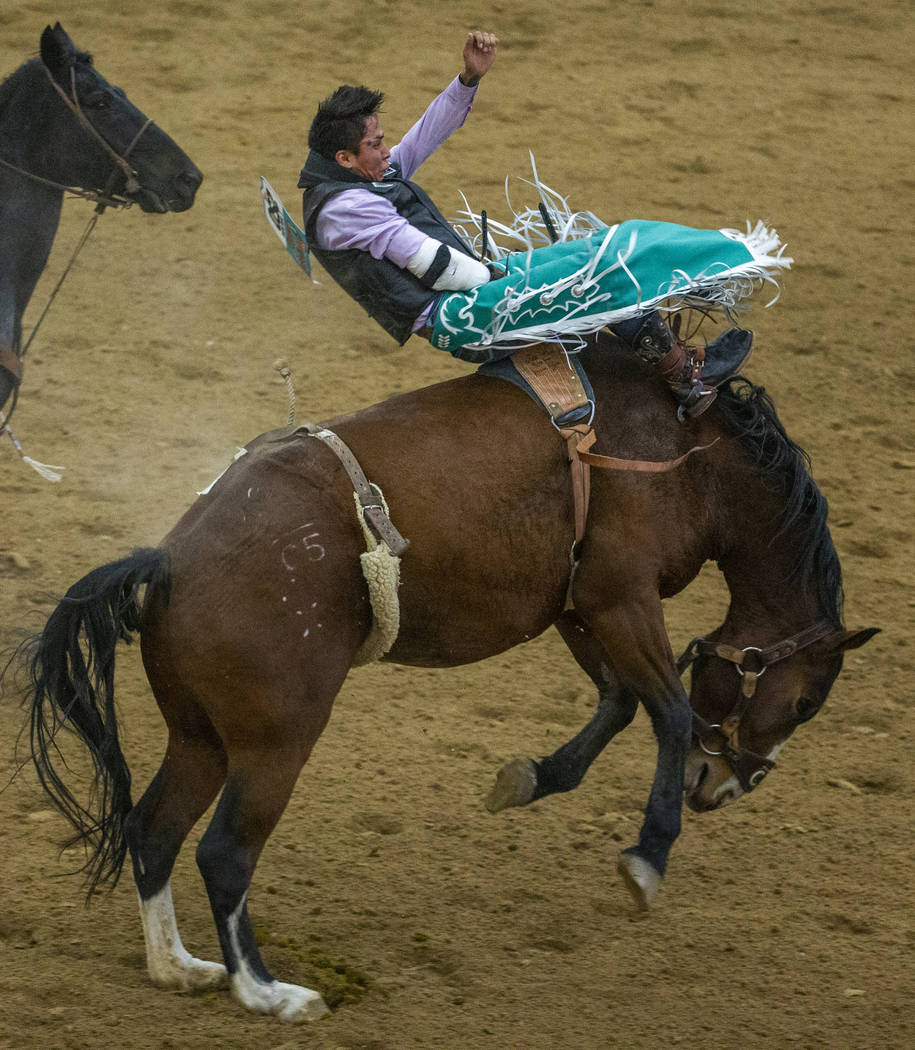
[17,333,876,1021]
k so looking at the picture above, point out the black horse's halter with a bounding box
[677,620,837,792]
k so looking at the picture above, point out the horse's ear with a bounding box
[830,627,880,653]
[40,23,75,76]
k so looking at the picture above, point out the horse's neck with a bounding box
[0,61,67,350]
[0,174,63,351]
[715,494,829,640]
[0,62,72,191]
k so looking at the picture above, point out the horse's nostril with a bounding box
[183,169,202,188]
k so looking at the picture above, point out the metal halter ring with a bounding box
[698,726,725,757]
[735,646,767,677]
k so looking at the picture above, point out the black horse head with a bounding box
[0,25,205,417]
[37,23,202,212]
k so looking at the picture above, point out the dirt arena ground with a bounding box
[1,2,912,1047]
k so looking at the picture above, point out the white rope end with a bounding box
[22,455,64,482]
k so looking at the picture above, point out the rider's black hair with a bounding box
[308,85,385,159]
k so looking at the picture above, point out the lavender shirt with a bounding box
[314,77,477,329]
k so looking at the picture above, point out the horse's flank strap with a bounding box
[301,423,410,556]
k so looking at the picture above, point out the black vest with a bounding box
[298,151,474,344]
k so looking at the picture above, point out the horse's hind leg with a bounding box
[486,611,638,811]
[194,689,339,1022]
[123,696,229,991]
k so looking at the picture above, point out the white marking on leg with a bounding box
[226,895,329,1022]
[138,883,228,991]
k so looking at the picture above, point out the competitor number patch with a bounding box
[260,176,312,278]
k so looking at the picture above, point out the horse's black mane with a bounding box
[0,59,33,115]
[715,377,844,623]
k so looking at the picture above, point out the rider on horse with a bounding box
[297,31,755,418]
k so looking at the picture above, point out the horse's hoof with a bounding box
[148,956,228,991]
[485,758,538,812]
[180,959,229,991]
[274,985,330,1023]
[617,851,662,911]
[233,976,330,1022]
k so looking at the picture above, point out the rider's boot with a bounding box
[633,314,753,420]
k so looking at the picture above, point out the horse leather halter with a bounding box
[677,620,837,791]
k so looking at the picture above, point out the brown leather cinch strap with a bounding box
[561,424,596,544]
[509,345,718,545]
[578,438,719,474]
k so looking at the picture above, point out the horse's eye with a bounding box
[795,696,821,724]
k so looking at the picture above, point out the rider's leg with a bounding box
[612,312,753,419]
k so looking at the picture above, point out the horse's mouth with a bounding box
[131,188,169,213]
[683,760,712,812]
[130,171,202,214]
[683,754,740,812]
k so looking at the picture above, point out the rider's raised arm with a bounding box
[391,78,476,180]
[392,30,499,180]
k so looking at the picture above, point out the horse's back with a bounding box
[146,345,720,682]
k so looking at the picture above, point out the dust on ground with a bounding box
[1,2,912,1047]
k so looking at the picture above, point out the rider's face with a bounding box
[336,115,390,181]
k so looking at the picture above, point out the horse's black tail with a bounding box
[21,547,170,897]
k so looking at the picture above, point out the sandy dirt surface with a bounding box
[1,2,912,1047]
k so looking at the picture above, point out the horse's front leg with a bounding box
[486,611,638,811]
[583,600,692,910]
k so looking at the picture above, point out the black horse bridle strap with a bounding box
[41,63,153,196]
[1,63,151,209]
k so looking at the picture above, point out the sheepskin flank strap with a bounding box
[299,422,409,665]
[351,489,402,666]
[304,424,410,556]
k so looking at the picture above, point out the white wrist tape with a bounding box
[406,237,489,291]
